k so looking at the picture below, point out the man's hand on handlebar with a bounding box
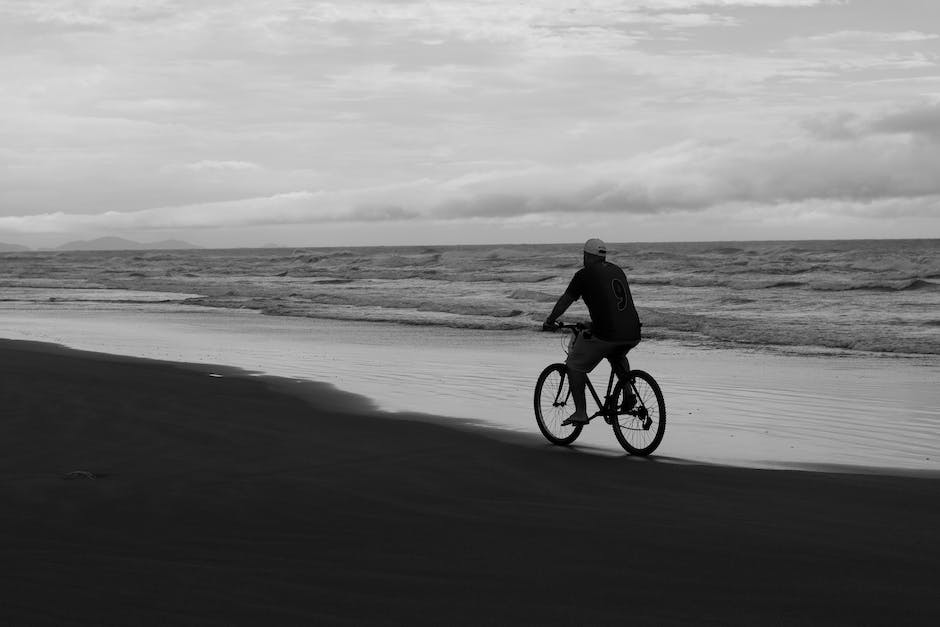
[541,319,561,332]
[541,320,592,332]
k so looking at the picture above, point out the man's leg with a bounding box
[608,342,639,412]
[567,369,588,422]
[563,334,605,425]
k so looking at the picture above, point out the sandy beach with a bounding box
[2,338,939,626]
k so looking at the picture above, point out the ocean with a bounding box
[2,239,938,356]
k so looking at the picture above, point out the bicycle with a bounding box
[534,323,666,456]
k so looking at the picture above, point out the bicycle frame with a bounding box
[550,352,632,422]
[550,322,636,423]
[583,356,631,421]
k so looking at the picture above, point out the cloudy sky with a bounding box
[1,0,939,247]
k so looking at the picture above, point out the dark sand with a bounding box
[2,339,939,626]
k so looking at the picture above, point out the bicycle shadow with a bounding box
[536,442,701,466]
[490,427,705,466]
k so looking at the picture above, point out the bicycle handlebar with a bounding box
[542,321,586,333]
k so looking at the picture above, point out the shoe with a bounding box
[561,414,589,427]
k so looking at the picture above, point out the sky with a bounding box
[1,0,939,248]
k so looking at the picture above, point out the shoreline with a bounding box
[3,338,940,625]
[5,336,938,479]
[3,307,939,473]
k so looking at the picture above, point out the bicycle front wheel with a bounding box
[533,363,582,446]
[611,370,665,456]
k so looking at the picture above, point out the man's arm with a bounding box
[543,292,575,330]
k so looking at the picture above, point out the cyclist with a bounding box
[542,238,641,426]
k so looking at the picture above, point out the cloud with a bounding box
[637,12,741,30]
[96,98,205,114]
[643,0,827,6]
[870,102,940,139]
[12,0,795,68]
[804,30,939,44]
[801,111,863,140]
[778,48,935,75]
[803,103,940,142]
[181,160,262,172]
[430,101,940,217]
[780,26,939,76]
[428,133,940,220]
[4,114,937,237]
[0,188,423,234]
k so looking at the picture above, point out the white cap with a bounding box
[583,238,608,257]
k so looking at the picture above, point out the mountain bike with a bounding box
[534,323,666,456]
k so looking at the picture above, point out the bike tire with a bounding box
[533,363,583,446]
[610,370,666,456]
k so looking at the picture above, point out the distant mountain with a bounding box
[56,237,202,251]
[0,242,31,252]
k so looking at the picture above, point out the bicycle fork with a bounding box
[553,371,572,409]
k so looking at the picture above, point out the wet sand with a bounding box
[2,339,939,626]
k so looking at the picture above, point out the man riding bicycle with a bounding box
[542,238,641,426]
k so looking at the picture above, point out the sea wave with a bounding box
[810,278,940,292]
[170,293,940,355]
[629,275,940,293]
[640,309,940,355]
[4,239,938,356]
[507,289,558,303]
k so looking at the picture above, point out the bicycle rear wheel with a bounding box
[610,370,665,456]
[533,363,582,446]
